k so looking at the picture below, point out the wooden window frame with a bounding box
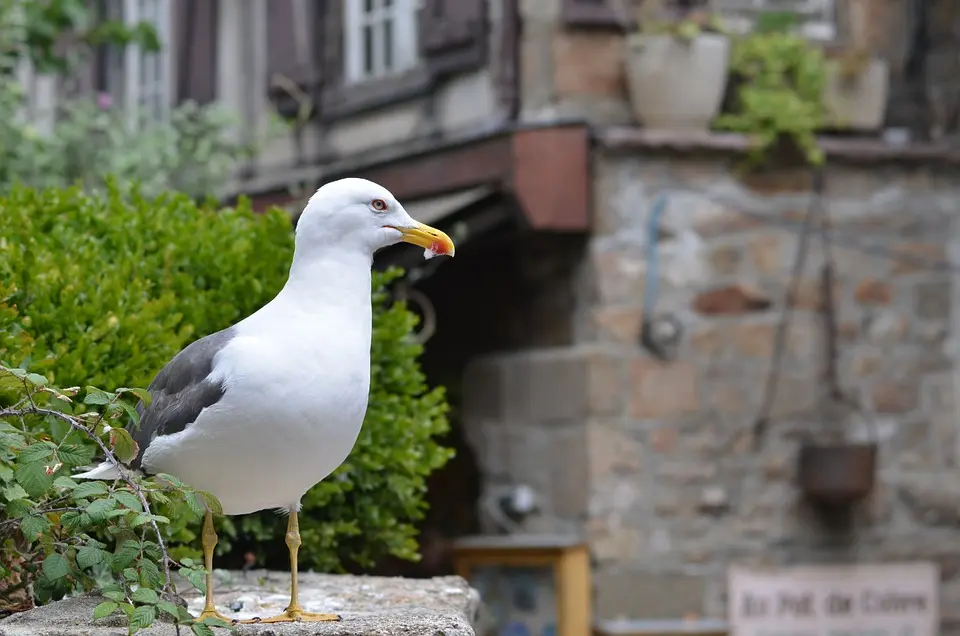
[343,0,420,85]
[313,0,487,123]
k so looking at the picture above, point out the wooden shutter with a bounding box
[314,0,345,114]
[175,0,218,104]
[419,0,488,77]
[562,0,626,27]
[265,0,323,118]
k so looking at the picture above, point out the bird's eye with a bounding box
[371,199,388,212]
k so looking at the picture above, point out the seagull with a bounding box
[74,178,455,624]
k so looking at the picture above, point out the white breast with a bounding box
[141,300,372,516]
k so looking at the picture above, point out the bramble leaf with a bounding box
[41,553,70,580]
[109,428,139,464]
[77,545,109,569]
[19,514,51,541]
[93,601,119,620]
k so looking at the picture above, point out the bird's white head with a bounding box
[294,177,455,259]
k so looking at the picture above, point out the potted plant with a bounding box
[622,0,731,132]
[822,46,890,131]
[714,14,827,168]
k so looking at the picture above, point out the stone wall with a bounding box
[461,151,960,631]
[584,152,960,626]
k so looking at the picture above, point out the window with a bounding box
[710,0,836,40]
[103,0,174,122]
[343,0,419,85]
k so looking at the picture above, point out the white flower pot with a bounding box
[822,58,890,131]
[623,33,731,132]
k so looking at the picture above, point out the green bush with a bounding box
[0,184,452,574]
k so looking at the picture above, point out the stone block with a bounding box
[731,321,776,359]
[747,231,796,275]
[787,277,843,311]
[588,419,643,479]
[0,571,481,636]
[769,375,819,418]
[707,242,744,276]
[588,353,628,415]
[863,309,908,343]
[693,284,772,316]
[594,568,706,620]
[689,323,725,358]
[586,514,643,563]
[550,425,590,518]
[870,378,920,414]
[592,305,644,344]
[892,243,947,274]
[591,248,646,305]
[526,351,589,421]
[629,358,699,419]
[915,280,951,320]
[855,279,893,305]
[553,31,626,98]
[702,381,753,417]
[505,425,553,491]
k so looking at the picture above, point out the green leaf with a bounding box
[191,621,216,636]
[182,567,206,593]
[112,490,143,511]
[93,601,119,620]
[118,387,152,406]
[153,473,183,488]
[130,604,156,631]
[5,499,31,518]
[41,553,70,580]
[77,545,109,569]
[53,476,79,490]
[184,492,205,518]
[109,428,139,463]
[85,497,116,522]
[195,490,222,516]
[19,514,51,541]
[73,481,109,499]
[113,540,140,569]
[2,483,29,501]
[25,372,48,386]
[137,558,163,588]
[56,443,93,466]
[18,442,55,463]
[130,587,158,604]
[122,567,139,582]
[83,387,114,405]
[157,600,181,619]
[14,460,54,497]
[101,586,127,602]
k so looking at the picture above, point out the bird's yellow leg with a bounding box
[196,509,237,625]
[239,511,341,624]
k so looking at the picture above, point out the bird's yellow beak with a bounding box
[394,222,456,257]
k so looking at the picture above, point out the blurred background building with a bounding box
[16,0,960,633]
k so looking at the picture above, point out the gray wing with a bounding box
[128,327,236,472]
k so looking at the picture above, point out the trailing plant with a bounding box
[0,364,223,634]
[0,0,261,199]
[0,90,257,200]
[630,0,725,43]
[714,13,827,166]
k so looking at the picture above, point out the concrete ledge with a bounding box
[0,570,481,636]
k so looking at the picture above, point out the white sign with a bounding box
[728,562,939,636]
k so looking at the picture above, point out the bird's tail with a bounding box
[73,461,122,480]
